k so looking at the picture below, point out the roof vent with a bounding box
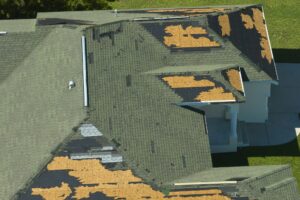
[68,80,76,89]
[0,31,7,35]
[114,9,118,17]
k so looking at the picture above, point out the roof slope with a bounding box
[238,165,300,200]
[84,4,277,187]
[0,26,86,200]
[85,21,212,186]
[208,5,277,80]
[0,28,49,83]
[0,4,285,199]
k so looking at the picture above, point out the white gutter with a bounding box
[174,181,237,186]
[200,99,236,103]
[238,67,246,96]
[81,35,88,107]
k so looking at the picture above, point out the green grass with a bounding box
[212,136,300,189]
[110,0,300,49]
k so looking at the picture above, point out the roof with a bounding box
[0,4,293,200]
[0,25,86,200]
[0,27,50,83]
[85,21,212,186]
[35,4,277,81]
[0,19,36,32]
[83,4,274,186]
[21,156,233,200]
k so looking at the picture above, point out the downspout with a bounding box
[81,35,88,107]
[229,104,238,151]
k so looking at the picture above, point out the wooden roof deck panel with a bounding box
[85,21,213,187]
[159,74,237,103]
[221,67,245,95]
[30,157,232,200]
[141,20,222,51]
[157,65,245,103]
[0,25,87,200]
[207,5,277,80]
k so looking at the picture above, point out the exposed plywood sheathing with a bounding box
[218,15,231,37]
[194,87,235,102]
[251,9,267,38]
[31,182,72,200]
[241,8,272,63]
[164,25,220,48]
[162,76,215,88]
[35,157,231,200]
[240,14,254,29]
[165,25,208,35]
[226,69,243,92]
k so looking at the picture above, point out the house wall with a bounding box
[238,80,272,123]
[199,104,227,118]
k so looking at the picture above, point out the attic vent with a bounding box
[68,80,76,89]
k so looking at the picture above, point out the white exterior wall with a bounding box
[238,80,272,123]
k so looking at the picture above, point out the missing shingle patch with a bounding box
[150,140,155,153]
[88,52,94,64]
[111,139,121,147]
[135,40,139,50]
[126,75,132,87]
[109,117,113,131]
[182,155,187,168]
[92,28,96,40]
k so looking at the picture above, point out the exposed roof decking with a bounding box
[156,66,245,103]
[208,5,277,80]
[0,26,86,200]
[0,4,285,199]
[30,157,231,200]
[85,21,212,186]
[35,4,276,82]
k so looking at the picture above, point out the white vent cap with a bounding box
[68,80,75,89]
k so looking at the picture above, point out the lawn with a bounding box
[110,0,300,49]
[212,136,300,190]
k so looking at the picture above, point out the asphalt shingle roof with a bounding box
[85,21,212,186]
[0,4,295,200]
